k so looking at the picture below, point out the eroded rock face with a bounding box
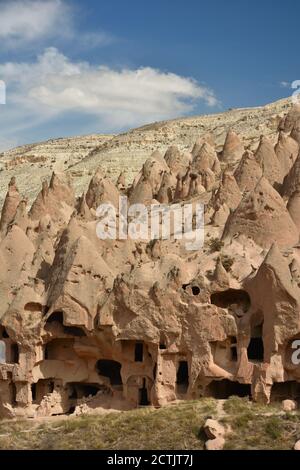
[234,151,263,193]
[0,178,20,235]
[255,136,283,187]
[223,177,299,249]
[220,130,244,164]
[275,131,299,177]
[1,104,300,418]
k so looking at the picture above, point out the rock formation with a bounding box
[220,130,244,164]
[234,150,263,193]
[282,152,300,199]
[223,177,299,249]
[275,131,299,177]
[255,136,283,186]
[1,102,300,419]
[0,177,20,234]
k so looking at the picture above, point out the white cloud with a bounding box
[280,81,291,89]
[0,0,112,48]
[0,48,219,134]
[0,0,71,44]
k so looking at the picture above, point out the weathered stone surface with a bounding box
[282,152,300,199]
[255,136,283,186]
[220,130,244,164]
[223,177,299,249]
[294,440,300,451]
[275,131,299,177]
[234,150,263,193]
[204,419,225,439]
[1,102,300,419]
[282,399,297,412]
[205,437,225,451]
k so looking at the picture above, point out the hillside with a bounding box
[0,98,292,205]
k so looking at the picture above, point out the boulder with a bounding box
[204,419,225,439]
[282,399,297,412]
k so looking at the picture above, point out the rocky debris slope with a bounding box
[1,100,300,418]
[0,98,292,207]
[0,134,113,206]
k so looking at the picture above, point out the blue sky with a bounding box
[0,0,298,150]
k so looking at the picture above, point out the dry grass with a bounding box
[0,397,299,450]
[0,399,215,450]
[221,397,300,450]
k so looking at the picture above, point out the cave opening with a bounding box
[31,383,36,402]
[270,381,300,402]
[134,342,144,362]
[182,284,201,296]
[46,311,64,324]
[96,360,122,387]
[231,337,238,361]
[139,378,150,406]
[211,289,251,311]
[11,343,19,364]
[192,286,200,296]
[32,379,55,404]
[0,327,9,339]
[9,381,17,406]
[63,326,86,337]
[207,379,251,399]
[45,312,86,337]
[153,363,157,380]
[247,324,264,362]
[24,302,43,313]
[68,383,100,400]
[176,361,189,394]
[44,338,75,361]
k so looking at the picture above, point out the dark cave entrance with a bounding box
[211,289,251,312]
[44,338,75,360]
[46,311,64,324]
[9,381,17,406]
[247,324,264,362]
[139,378,150,406]
[31,383,36,402]
[230,337,238,361]
[11,343,19,364]
[207,379,251,399]
[176,361,189,394]
[45,312,86,336]
[63,326,86,337]
[153,363,157,380]
[96,360,122,388]
[182,284,201,296]
[135,342,144,362]
[0,326,9,339]
[68,383,100,400]
[31,379,55,404]
[270,381,300,402]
